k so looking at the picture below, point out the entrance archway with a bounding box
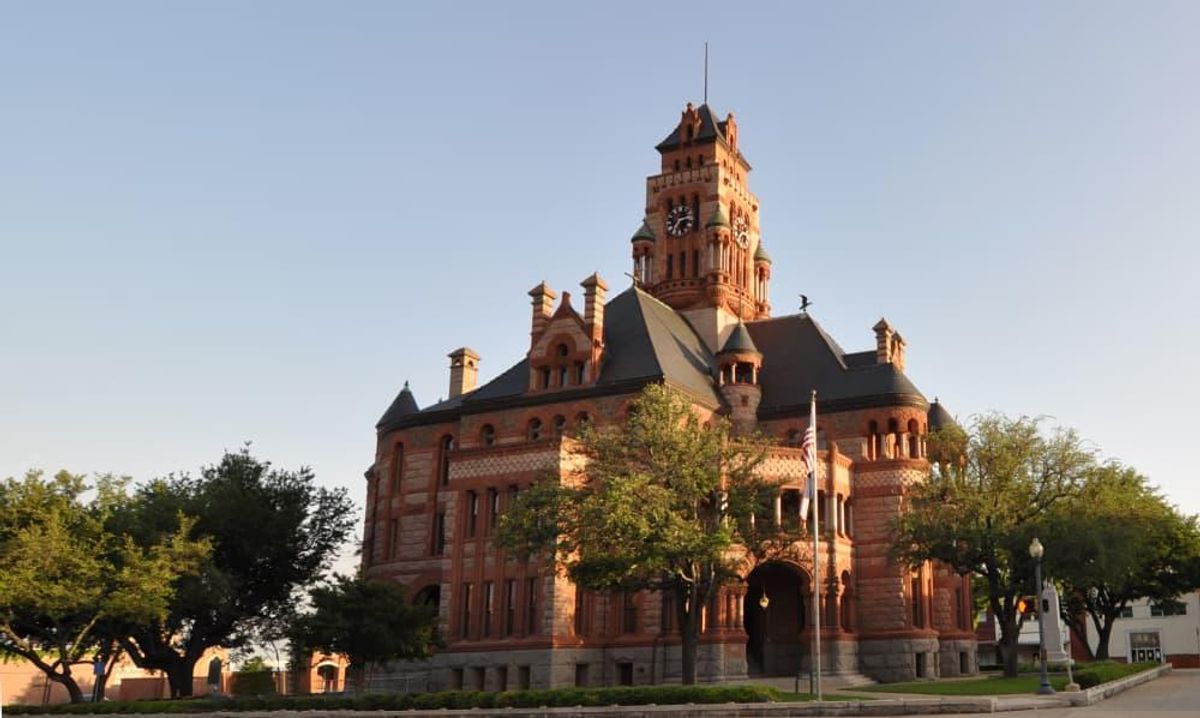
[744,562,810,677]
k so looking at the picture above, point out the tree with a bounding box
[496,384,791,685]
[290,575,438,693]
[0,471,207,703]
[110,448,356,697]
[1041,463,1200,659]
[895,414,1095,677]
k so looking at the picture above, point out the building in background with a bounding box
[363,102,975,690]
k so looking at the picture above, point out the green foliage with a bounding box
[110,447,356,697]
[290,575,439,691]
[894,415,1096,677]
[1074,661,1159,689]
[238,656,272,672]
[231,670,277,696]
[3,684,783,714]
[494,384,783,683]
[1039,465,1200,659]
[0,470,208,702]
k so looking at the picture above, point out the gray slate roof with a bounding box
[928,399,957,430]
[376,382,420,429]
[377,290,929,432]
[655,104,729,152]
[719,322,760,355]
[745,314,926,417]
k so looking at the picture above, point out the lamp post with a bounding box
[1028,537,1055,695]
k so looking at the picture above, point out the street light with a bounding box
[1028,537,1055,695]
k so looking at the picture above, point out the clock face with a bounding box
[666,205,695,236]
[733,216,750,248]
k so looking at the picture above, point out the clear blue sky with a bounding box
[4,2,1199,560]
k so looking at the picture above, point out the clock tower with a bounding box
[630,102,772,352]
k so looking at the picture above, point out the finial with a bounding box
[403,380,410,390]
[704,42,709,104]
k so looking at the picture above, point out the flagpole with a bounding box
[809,389,822,701]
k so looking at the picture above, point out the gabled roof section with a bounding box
[656,103,727,152]
[746,313,926,415]
[595,287,720,405]
[376,381,420,430]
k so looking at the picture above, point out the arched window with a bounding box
[907,419,920,458]
[553,415,567,437]
[480,424,495,447]
[557,343,569,357]
[786,428,802,447]
[686,156,692,169]
[557,365,569,387]
[673,159,680,172]
[527,418,543,441]
[438,435,454,486]
[868,421,880,461]
[575,412,591,431]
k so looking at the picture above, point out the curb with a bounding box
[1063,663,1172,707]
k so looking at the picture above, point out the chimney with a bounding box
[580,273,607,345]
[873,318,894,365]
[447,347,480,399]
[528,281,556,340]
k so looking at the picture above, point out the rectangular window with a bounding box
[392,444,404,493]
[574,589,586,636]
[661,592,675,634]
[574,663,589,687]
[618,662,634,686]
[954,587,965,630]
[666,254,673,279]
[679,251,686,277]
[505,579,516,636]
[692,249,699,278]
[959,651,970,675]
[460,583,473,638]
[450,668,463,690]
[495,666,508,692]
[483,581,494,637]
[528,578,542,633]
[389,518,400,560]
[914,653,926,678]
[488,488,500,532]
[472,666,485,691]
[466,491,478,538]
[433,512,446,555]
[622,592,638,634]
[518,666,530,690]
[911,577,924,628]
[1119,605,1134,619]
[1150,600,1187,617]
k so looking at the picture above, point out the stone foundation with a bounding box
[937,638,979,677]
[857,637,940,682]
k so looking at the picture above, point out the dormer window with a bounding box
[539,367,551,389]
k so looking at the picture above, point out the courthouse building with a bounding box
[362,102,976,690]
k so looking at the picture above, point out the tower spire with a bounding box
[703,42,709,104]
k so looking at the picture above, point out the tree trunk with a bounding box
[167,657,198,698]
[676,584,700,685]
[50,668,86,704]
[997,619,1021,678]
[1095,621,1113,660]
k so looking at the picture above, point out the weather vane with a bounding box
[800,294,814,313]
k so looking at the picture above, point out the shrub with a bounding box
[4,683,782,714]
[1074,660,1158,689]
[231,670,277,697]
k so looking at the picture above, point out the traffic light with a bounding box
[1017,596,1038,617]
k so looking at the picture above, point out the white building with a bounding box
[1084,591,1200,667]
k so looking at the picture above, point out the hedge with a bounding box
[4,684,782,714]
[1073,660,1159,689]
[230,670,277,697]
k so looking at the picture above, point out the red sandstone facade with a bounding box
[362,103,976,690]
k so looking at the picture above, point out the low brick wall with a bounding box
[1065,663,1171,707]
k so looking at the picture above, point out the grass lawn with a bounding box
[857,674,1070,695]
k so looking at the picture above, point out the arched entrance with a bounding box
[413,584,441,614]
[744,562,810,677]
